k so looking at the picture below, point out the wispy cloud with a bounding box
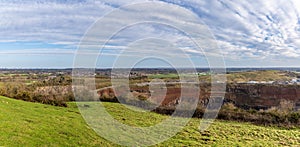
[1,0,300,67]
[161,0,300,61]
[0,0,115,45]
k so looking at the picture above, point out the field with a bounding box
[144,70,294,83]
[0,96,299,146]
[226,70,292,83]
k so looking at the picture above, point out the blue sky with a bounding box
[1,0,300,68]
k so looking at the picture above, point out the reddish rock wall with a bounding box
[226,84,300,109]
[97,84,300,110]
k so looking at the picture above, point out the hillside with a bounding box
[226,70,293,83]
[0,96,299,146]
[0,96,110,146]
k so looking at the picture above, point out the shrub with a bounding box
[278,100,295,114]
[287,112,300,124]
[137,95,147,101]
[222,102,237,111]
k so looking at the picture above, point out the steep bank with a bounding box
[98,83,300,110]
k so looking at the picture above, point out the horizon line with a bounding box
[1,67,300,70]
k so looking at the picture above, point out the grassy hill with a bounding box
[0,96,299,146]
[227,70,293,83]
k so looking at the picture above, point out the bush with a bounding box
[278,100,295,114]
[287,112,300,124]
[222,102,237,111]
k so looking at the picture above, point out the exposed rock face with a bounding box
[226,84,300,109]
[97,83,300,110]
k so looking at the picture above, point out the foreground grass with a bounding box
[0,96,299,146]
[0,96,111,146]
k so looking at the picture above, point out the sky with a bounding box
[1,0,300,68]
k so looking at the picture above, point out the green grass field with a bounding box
[148,73,180,79]
[0,96,299,146]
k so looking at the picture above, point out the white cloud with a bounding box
[164,0,300,61]
[1,0,300,67]
[0,48,75,55]
[0,0,115,44]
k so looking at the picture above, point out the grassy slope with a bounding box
[0,96,299,146]
[0,96,111,146]
[227,70,291,83]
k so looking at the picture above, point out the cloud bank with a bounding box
[1,0,300,67]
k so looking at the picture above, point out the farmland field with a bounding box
[0,96,299,146]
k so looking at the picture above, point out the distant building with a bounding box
[247,81,258,84]
[291,78,300,84]
[272,80,290,85]
[48,76,57,79]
